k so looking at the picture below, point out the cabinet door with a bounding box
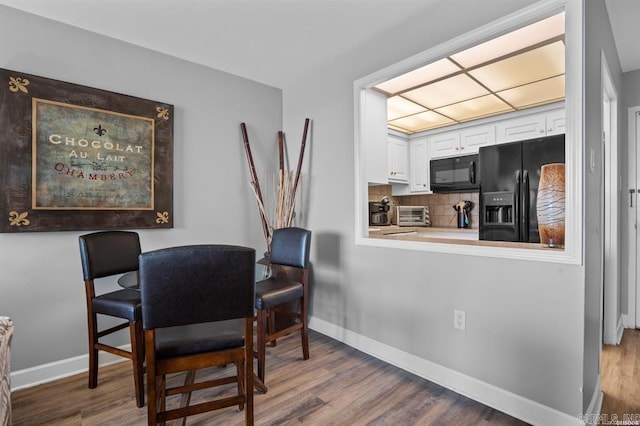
[388,136,408,182]
[545,109,566,135]
[409,138,429,192]
[460,125,495,154]
[496,112,546,143]
[428,131,460,159]
[362,90,389,184]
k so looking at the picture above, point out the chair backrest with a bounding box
[139,245,255,330]
[269,227,311,269]
[79,231,141,280]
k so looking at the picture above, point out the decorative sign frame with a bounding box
[0,68,173,232]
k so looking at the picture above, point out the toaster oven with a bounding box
[396,206,431,227]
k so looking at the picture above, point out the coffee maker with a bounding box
[368,196,390,226]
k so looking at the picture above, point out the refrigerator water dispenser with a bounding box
[483,191,514,225]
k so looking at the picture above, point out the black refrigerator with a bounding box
[479,135,565,243]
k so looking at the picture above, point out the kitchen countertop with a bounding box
[368,226,557,250]
[369,225,477,238]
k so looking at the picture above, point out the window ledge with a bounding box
[357,233,578,265]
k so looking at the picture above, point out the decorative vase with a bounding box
[536,163,565,248]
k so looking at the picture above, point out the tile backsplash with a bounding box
[368,185,479,229]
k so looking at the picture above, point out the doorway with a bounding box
[628,107,640,329]
[602,51,619,345]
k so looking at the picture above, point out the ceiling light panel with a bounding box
[434,94,513,122]
[498,75,565,109]
[374,58,461,95]
[388,110,455,133]
[379,12,566,134]
[387,96,427,120]
[403,74,489,109]
[467,41,565,92]
[450,12,565,68]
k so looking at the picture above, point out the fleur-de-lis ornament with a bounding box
[156,211,169,224]
[8,211,30,226]
[156,107,170,120]
[94,125,107,136]
[8,76,29,93]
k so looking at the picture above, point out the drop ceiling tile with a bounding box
[467,41,565,92]
[378,12,565,134]
[434,95,513,122]
[387,96,427,120]
[451,12,565,68]
[403,74,489,109]
[498,75,565,108]
[388,110,455,133]
[374,58,461,95]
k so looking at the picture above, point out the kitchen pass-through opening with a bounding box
[354,0,583,265]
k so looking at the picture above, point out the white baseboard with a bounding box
[622,313,636,329]
[309,316,583,426]
[11,345,130,391]
[582,375,603,426]
[617,316,625,344]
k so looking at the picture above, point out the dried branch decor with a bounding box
[241,119,310,251]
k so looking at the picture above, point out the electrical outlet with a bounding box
[454,309,466,331]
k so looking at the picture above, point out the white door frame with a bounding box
[629,107,640,328]
[602,51,620,345]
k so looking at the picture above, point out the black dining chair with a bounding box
[78,230,145,408]
[139,245,255,425]
[255,227,311,385]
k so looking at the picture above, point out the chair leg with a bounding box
[268,308,277,347]
[301,321,310,361]
[130,321,145,408]
[88,313,99,389]
[179,371,196,426]
[236,362,245,410]
[301,287,310,360]
[256,308,268,383]
[158,375,166,426]
[244,318,254,425]
[147,375,156,425]
[146,332,157,426]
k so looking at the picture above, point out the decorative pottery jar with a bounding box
[536,163,565,248]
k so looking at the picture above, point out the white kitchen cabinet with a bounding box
[387,135,408,182]
[362,89,389,184]
[429,125,494,159]
[386,104,565,196]
[545,108,566,135]
[409,138,430,193]
[428,131,460,159]
[495,108,565,143]
[460,124,496,153]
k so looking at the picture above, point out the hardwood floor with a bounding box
[601,328,640,417]
[11,330,530,425]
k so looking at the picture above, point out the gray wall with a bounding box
[584,0,623,410]
[0,6,281,369]
[0,0,616,421]
[283,0,588,417]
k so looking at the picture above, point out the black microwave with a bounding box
[430,154,479,193]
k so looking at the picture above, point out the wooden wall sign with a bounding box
[0,68,173,232]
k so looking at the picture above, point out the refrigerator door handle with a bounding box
[522,170,530,242]
[469,161,476,184]
[514,170,521,241]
